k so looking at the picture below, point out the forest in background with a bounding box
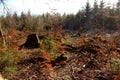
[0,0,120,34]
[0,0,120,80]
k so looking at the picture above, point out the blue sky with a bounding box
[0,0,118,15]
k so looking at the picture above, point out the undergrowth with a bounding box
[0,21,120,79]
[0,50,19,77]
[107,58,120,75]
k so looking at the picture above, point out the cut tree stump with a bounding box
[19,33,46,50]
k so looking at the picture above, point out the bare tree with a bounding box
[0,0,8,11]
[0,0,7,49]
[0,0,4,4]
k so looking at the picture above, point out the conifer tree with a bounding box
[93,0,98,15]
[13,12,19,28]
[85,0,91,22]
[19,12,27,31]
[99,0,105,28]
[116,0,120,15]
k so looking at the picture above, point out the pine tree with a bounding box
[99,0,105,15]
[13,12,19,28]
[93,0,98,15]
[99,0,105,28]
[85,0,91,22]
[19,12,27,31]
[116,0,120,15]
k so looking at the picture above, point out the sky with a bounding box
[0,0,118,15]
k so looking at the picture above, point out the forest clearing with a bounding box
[0,0,120,80]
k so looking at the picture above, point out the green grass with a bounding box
[107,58,120,75]
[0,50,19,77]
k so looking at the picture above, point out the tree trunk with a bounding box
[0,23,6,49]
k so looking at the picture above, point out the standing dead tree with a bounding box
[0,23,6,48]
[0,0,8,11]
[0,0,8,49]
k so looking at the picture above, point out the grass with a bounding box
[0,50,21,78]
[107,58,120,75]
